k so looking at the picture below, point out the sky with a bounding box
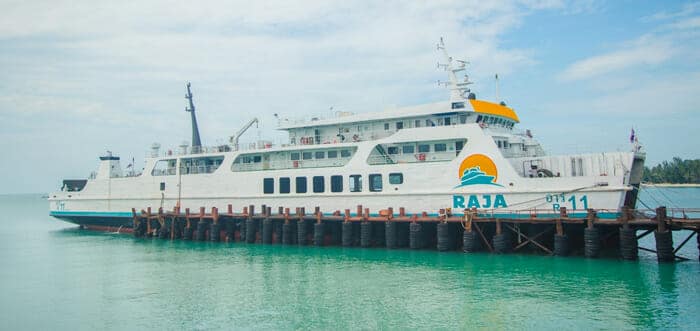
[1,0,699,194]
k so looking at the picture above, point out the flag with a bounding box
[629,128,635,143]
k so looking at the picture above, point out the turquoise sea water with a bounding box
[0,188,698,330]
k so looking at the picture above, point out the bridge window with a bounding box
[384,123,390,130]
[180,156,225,175]
[315,151,325,159]
[349,175,362,192]
[313,176,325,193]
[303,152,313,160]
[387,147,399,155]
[296,177,307,193]
[434,143,447,152]
[151,159,177,176]
[402,145,414,154]
[369,174,382,192]
[331,175,343,192]
[340,150,351,158]
[418,144,430,153]
[279,177,290,194]
[291,152,300,161]
[396,122,404,130]
[328,150,338,158]
[263,178,274,194]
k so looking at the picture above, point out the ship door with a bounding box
[263,154,270,170]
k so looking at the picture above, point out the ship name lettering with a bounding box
[452,194,507,209]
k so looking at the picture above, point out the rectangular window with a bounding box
[384,123,390,130]
[396,122,404,130]
[369,174,383,192]
[426,119,435,127]
[313,176,325,193]
[402,145,415,154]
[302,152,313,160]
[476,115,482,123]
[349,174,362,192]
[418,144,430,153]
[415,120,421,128]
[340,150,351,158]
[459,115,467,124]
[290,152,300,161]
[451,102,465,109]
[296,177,307,193]
[327,150,338,158]
[389,173,403,184]
[444,117,451,125]
[331,175,343,192]
[263,178,274,194]
[387,146,398,155]
[279,177,290,194]
[315,151,325,159]
[434,143,447,152]
[253,155,262,163]
[159,182,165,191]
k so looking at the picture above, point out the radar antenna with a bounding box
[185,82,202,153]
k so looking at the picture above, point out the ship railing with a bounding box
[633,208,700,220]
[180,165,220,175]
[147,143,283,158]
[231,158,350,172]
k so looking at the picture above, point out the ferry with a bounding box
[49,39,646,230]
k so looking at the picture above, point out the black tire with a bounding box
[437,222,450,252]
[314,223,324,246]
[553,234,569,256]
[385,221,397,249]
[584,228,600,258]
[410,222,423,249]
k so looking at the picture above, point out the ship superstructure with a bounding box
[49,40,645,228]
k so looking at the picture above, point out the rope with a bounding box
[501,185,599,210]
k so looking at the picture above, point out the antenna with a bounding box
[184,82,202,153]
[495,74,500,102]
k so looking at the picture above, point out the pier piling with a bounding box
[584,210,601,258]
[410,221,423,249]
[654,207,675,262]
[437,221,449,252]
[360,221,372,248]
[385,221,397,249]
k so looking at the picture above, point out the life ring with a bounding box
[415,153,426,161]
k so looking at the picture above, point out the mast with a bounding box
[185,82,202,153]
[437,37,474,103]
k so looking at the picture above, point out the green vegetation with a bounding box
[643,158,700,184]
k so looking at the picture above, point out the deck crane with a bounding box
[230,118,259,151]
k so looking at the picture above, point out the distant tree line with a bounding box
[643,157,700,184]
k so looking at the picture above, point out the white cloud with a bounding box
[558,35,675,81]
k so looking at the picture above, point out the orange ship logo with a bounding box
[455,154,502,188]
